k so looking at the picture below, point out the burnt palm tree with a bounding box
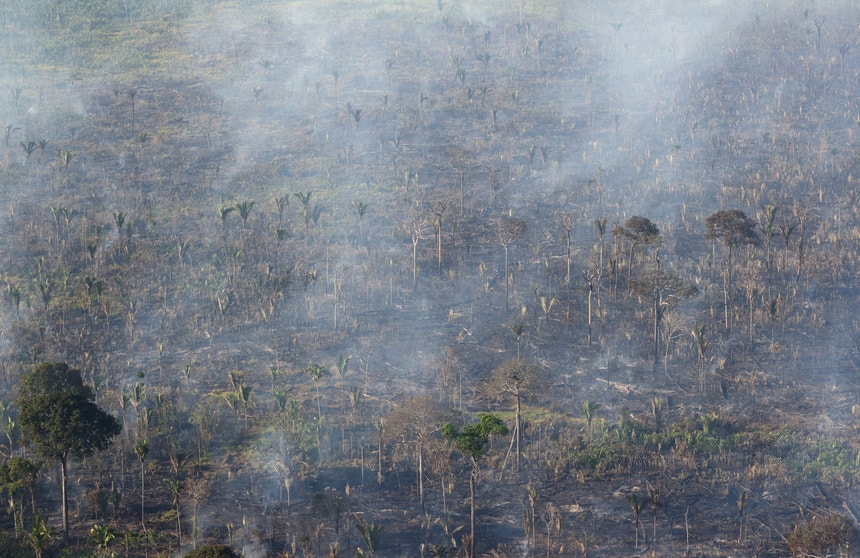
[3,123,20,147]
[353,201,368,241]
[305,364,329,423]
[20,140,36,161]
[127,89,137,135]
[274,195,289,224]
[626,493,648,549]
[163,478,184,547]
[234,200,255,245]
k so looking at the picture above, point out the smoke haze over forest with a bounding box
[2,0,860,556]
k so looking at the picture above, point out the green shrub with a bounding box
[0,530,30,558]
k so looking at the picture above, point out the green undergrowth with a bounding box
[568,412,860,488]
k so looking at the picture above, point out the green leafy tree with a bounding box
[17,362,121,537]
[0,457,39,537]
[442,413,508,558]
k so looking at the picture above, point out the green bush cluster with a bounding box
[569,412,736,476]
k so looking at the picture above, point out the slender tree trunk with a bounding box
[60,455,69,538]
[504,245,510,310]
[515,392,521,472]
[469,464,477,558]
[653,292,660,363]
[140,458,146,529]
[418,446,425,515]
[725,246,733,333]
[586,280,593,346]
[174,501,182,549]
[435,215,443,271]
[413,238,419,287]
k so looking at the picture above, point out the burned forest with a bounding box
[2,0,860,556]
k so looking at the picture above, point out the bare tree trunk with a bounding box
[469,465,476,558]
[515,392,521,472]
[418,446,425,515]
[60,455,69,538]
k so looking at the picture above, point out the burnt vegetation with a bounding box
[2,0,860,556]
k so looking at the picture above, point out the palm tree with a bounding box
[3,123,20,147]
[163,478,184,548]
[218,204,235,244]
[305,363,329,461]
[626,493,648,548]
[274,195,289,223]
[582,268,598,345]
[556,213,575,285]
[89,523,117,558]
[303,204,322,230]
[293,190,312,210]
[234,200,255,241]
[354,514,384,557]
[692,324,709,393]
[432,201,449,271]
[127,89,137,135]
[353,201,368,241]
[336,355,352,414]
[579,400,600,433]
[27,515,51,558]
[20,140,36,161]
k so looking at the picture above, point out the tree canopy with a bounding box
[442,413,508,463]
[613,216,661,245]
[16,362,121,536]
[17,363,120,463]
[705,209,760,249]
